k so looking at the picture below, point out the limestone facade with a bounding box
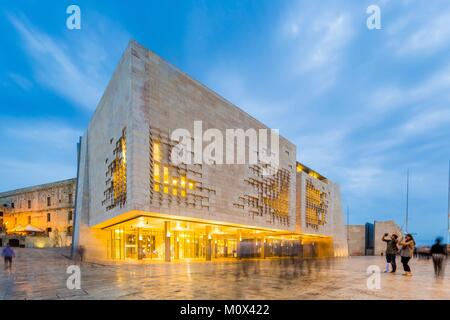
[0,179,76,247]
[52,40,347,261]
[347,225,366,256]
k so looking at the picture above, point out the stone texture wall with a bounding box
[347,225,366,256]
[296,171,348,256]
[74,39,349,259]
[128,40,297,231]
[73,44,134,260]
[0,179,76,244]
[374,220,402,256]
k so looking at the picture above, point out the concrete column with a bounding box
[261,237,266,259]
[164,221,171,262]
[224,239,228,257]
[137,228,142,260]
[174,231,179,260]
[206,226,212,261]
[214,239,218,259]
[237,231,242,259]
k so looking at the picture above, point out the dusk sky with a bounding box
[1,0,449,243]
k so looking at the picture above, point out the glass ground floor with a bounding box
[105,216,333,261]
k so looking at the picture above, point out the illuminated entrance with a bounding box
[105,216,333,261]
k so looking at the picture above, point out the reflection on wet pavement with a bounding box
[1,248,449,300]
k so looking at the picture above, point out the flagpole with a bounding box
[405,169,409,234]
[447,160,450,245]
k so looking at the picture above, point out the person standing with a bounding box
[1,243,16,271]
[430,237,447,278]
[399,234,415,276]
[382,233,399,273]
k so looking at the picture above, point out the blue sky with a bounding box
[1,0,449,243]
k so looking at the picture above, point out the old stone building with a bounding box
[72,40,349,261]
[0,179,76,247]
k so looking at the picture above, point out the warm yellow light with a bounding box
[172,188,178,196]
[163,167,169,184]
[154,184,160,192]
[188,181,194,190]
[35,241,45,249]
[181,190,186,197]
[163,186,169,194]
[153,142,161,162]
[172,179,178,186]
[180,176,186,187]
[154,163,160,182]
[309,171,319,179]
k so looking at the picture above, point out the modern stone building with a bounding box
[72,40,348,262]
[0,179,76,247]
[347,220,402,256]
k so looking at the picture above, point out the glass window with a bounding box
[163,166,169,184]
[153,142,161,162]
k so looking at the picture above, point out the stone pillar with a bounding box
[137,228,143,260]
[174,231,179,260]
[164,221,171,262]
[237,230,242,259]
[206,226,212,261]
[224,239,228,257]
[261,237,266,259]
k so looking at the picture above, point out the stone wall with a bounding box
[0,179,76,242]
[347,225,366,256]
[74,39,349,260]
[129,40,297,231]
[296,171,348,256]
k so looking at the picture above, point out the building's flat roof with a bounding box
[0,178,76,198]
[296,162,327,181]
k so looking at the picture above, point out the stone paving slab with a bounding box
[0,248,449,300]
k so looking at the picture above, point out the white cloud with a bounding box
[3,120,82,152]
[8,73,33,90]
[0,118,81,191]
[281,6,354,72]
[388,5,450,56]
[8,13,129,111]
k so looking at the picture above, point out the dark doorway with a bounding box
[0,238,2,247]
[8,239,20,247]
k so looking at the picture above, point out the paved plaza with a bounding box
[0,248,449,300]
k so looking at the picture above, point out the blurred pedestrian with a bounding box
[1,243,15,271]
[399,234,415,276]
[77,245,85,262]
[430,237,447,278]
[381,233,399,273]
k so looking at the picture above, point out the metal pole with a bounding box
[405,169,409,234]
[447,160,450,245]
